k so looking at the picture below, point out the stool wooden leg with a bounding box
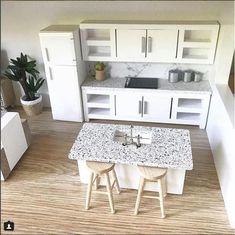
[158,178,166,218]
[163,175,167,197]
[85,172,94,210]
[94,174,99,190]
[134,176,145,215]
[105,172,115,214]
[112,169,121,194]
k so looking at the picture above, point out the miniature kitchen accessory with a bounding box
[183,70,193,82]
[194,72,203,82]
[168,69,179,83]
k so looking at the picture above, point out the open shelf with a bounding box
[184,30,212,43]
[178,98,202,109]
[88,108,111,116]
[176,112,200,122]
[182,48,209,60]
[86,29,110,41]
[87,94,110,108]
[87,46,111,58]
[87,94,110,104]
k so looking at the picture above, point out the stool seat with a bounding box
[86,161,115,174]
[138,165,167,181]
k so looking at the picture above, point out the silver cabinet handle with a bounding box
[49,67,53,80]
[114,95,117,116]
[138,101,142,114]
[45,48,50,62]
[148,37,152,53]
[143,101,147,114]
[141,37,146,53]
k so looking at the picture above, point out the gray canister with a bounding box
[183,70,193,82]
[168,69,179,83]
[194,72,203,82]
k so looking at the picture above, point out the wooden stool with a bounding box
[134,166,167,218]
[85,161,120,214]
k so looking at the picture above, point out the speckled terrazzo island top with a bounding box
[69,123,193,170]
[82,77,211,94]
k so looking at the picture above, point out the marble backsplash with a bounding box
[87,62,214,81]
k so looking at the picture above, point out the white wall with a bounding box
[207,84,235,228]
[1,1,234,106]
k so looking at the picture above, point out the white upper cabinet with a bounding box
[117,29,178,62]
[79,20,219,64]
[176,24,219,64]
[146,30,178,62]
[117,30,146,61]
[80,25,116,61]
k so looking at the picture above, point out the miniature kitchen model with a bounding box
[39,20,219,195]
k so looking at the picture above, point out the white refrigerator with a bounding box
[39,25,86,122]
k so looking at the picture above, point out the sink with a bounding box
[113,130,152,145]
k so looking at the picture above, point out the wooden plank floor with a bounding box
[1,108,234,234]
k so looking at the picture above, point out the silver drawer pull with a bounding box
[148,37,152,53]
[138,101,142,114]
[143,101,147,114]
[141,37,146,53]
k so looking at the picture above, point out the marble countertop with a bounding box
[69,123,193,170]
[82,77,212,94]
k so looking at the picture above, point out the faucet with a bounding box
[122,125,142,148]
[130,125,134,144]
[136,134,141,148]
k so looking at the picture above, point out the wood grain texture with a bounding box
[1,107,235,234]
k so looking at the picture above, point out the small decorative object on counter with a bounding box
[95,62,106,81]
[194,72,203,82]
[168,69,179,83]
[183,70,193,82]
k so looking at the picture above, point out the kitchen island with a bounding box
[69,123,193,194]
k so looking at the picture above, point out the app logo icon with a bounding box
[4,221,14,231]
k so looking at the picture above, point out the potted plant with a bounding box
[94,62,106,81]
[4,53,45,116]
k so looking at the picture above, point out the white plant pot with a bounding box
[20,94,43,116]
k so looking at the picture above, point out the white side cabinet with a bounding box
[82,88,116,121]
[115,92,172,122]
[39,25,86,122]
[171,93,211,129]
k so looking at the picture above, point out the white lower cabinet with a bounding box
[115,92,172,122]
[82,88,211,129]
[171,94,211,129]
[82,89,115,121]
[115,92,142,120]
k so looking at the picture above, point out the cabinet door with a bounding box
[117,30,146,61]
[40,32,76,65]
[115,92,143,120]
[146,29,178,62]
[45,65,83,121]
[142,94,172,122]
